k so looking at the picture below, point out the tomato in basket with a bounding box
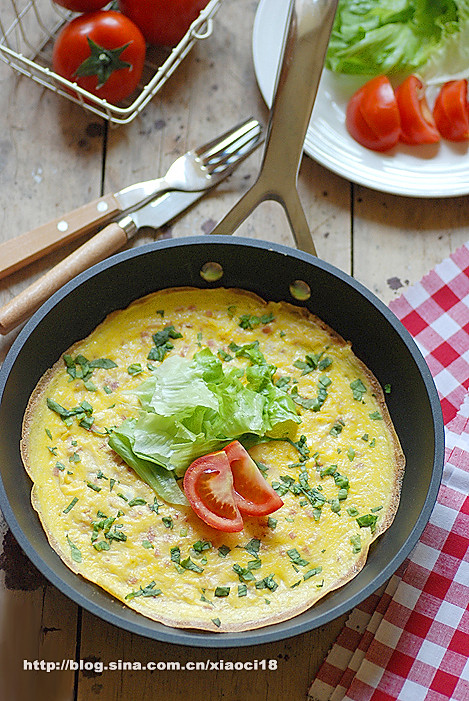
[53,0,109,11]
[118,0,209,47]
[52,10,146,105]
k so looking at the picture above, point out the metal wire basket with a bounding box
[0,0,223,125]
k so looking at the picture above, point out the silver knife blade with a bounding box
[122,187,206,234]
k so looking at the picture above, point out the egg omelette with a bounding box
[21,287,405,632]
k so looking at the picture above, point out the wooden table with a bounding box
[0,1,468,699]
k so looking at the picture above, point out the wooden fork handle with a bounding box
[0,221,129,335]
[0,192,122,281]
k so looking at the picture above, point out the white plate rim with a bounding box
[252,0,469,198]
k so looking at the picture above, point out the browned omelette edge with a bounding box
[20,287,406,632]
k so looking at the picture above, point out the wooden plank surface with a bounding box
[353,188,469,304]
[0,0,467,699]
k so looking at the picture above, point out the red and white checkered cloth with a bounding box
[309,242,469,701]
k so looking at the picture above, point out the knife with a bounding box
[0,188,206,336]
[0,116,263,281]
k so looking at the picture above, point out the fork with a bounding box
[114,117,264,212]
[0,117,263,281]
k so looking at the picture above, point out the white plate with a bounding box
[252,0,469,198]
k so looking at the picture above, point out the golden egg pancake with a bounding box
[21,287,404,632]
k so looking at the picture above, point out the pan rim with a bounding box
[0,236,445,647]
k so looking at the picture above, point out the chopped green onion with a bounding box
[63,497,78,514]
[214,586,230,597]
[303,566,322,580]
[66,535,82,563]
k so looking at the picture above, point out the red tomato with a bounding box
[395,75,440,145]
[53,0,108,11]
[433,80,469,142]
[183,450,244,532]
[52,11,146,105]
[223,441,284,517]
[346,76,401,152]
[118,0,209,47]
[183,441,283,531]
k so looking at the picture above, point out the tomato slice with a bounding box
[223,441,284,516]
[346,75,401,152]
[433,80,469,142]
[183,450,244,532]
[395,75,440,145]
[183,441,283,531]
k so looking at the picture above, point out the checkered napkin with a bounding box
[308,242,469,701]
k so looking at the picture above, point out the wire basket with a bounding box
[0,0,223,125]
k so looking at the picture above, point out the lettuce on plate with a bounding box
[326,0,469,81]
[109,345,300,503]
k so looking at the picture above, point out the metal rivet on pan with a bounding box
[289,280,311,301]
[200,262,224,282]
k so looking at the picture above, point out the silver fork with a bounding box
[115,117,265,212]
[0,117,264,283]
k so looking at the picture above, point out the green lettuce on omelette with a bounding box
[109,345,301,505]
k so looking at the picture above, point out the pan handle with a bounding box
[210,0,338,255]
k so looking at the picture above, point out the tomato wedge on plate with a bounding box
[183,450,244,532]
[433,80,469,142]
[395,75,440,145]
[223,441,284,516]
[183,441,283,532]
[346,75,401,152]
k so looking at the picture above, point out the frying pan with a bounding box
[0,236,444,647]
[0,0,444,647]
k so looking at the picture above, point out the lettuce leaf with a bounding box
[325,0,468,79]
[109,345,301,502]
[420,0,469,82]
[108,426,189,506]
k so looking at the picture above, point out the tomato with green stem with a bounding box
[52,11,146,105]
[346,75,401,152]
[433,79,469,142]
[395,75,440,145]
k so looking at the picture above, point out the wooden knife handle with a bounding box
[0,193,122,281]
[0,221,129,335]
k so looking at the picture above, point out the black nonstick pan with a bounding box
[0,0,445,648]
[0,236,444,647]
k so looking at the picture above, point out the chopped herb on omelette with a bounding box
[21,287,404,632]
